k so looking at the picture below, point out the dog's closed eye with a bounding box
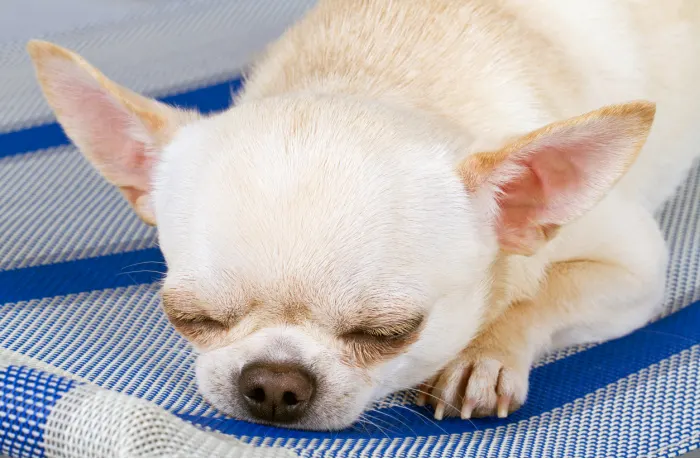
[169,310,228,331]
[162,289,234,346]
[342,314,424,340]
[166,309,233,346]
[340,313,425,366]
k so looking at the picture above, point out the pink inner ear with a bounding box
[498,121,625,229]
[48,61,152,191]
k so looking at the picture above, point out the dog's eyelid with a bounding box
[167,308,235,329]
[343,313,425,339]
[175,311,218,323]
[161,289,238,326]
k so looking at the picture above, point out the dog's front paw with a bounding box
[417,348,529,420]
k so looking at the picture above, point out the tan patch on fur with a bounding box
[506,101,655,167]
[460,101,656,192]
[282,301,312,324]
[465,258,619,374]
[480,252,512,326]
[459,149,510,193]
[241,0,587,136]
[120,187,156,225]
[536,258,620,313]
[428,254,655,418]
[482,258,613,335]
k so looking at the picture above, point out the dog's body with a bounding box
[28,0,700,429]
[245,0,700,211]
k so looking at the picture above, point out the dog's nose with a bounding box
[238,362,315,423]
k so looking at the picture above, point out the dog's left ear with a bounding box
[459,101,655,255]
[27,40,199,225]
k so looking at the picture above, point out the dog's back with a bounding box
[242,0,700,210]
[504,0,700,210]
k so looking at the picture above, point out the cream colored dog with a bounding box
[27,0,700,430]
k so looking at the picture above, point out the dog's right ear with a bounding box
[27,40,199,225]
[458,101,655,255]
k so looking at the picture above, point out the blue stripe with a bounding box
[0,366,79,458]
[2,243,698,438]
[0,77,242,159]
[179,300,700,443]
[0,241,698,448]
[0,248,164,303]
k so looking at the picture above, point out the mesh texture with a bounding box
[0,1,698,457]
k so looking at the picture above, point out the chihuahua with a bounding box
[27,0,700,430]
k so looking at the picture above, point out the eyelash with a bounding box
[342,318,424,341]
[344,328,406,340]
[168,311,229,331]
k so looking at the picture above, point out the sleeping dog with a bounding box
[27,0,700,430]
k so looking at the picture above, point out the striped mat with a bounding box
[0,1,698,457]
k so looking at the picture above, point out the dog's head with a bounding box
[27,41,654,429]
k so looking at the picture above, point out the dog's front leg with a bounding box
[420,258,666,420]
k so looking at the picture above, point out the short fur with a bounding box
[28,0,700,429]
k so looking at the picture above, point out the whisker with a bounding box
[381,402,450,434]
[640,328,696,344]
[350,417,373,436]
[374,400,418,427]
[416,383,440,391]
[371,377,476,427]
[348,423,367,434]
[369,377,457,410]
[357,414,392,439]
[406,387,479,429]
[121,260,168,271]
[118,269,168,277]
[366,407,417,436]
[408,387,462,414]
[376,402,412,424]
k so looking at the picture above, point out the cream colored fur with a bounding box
[27,0,700,429]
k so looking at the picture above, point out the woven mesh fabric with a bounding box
[0,1,698,457]
[0,350,297,457]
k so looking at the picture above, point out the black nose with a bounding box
[238,362,315,423]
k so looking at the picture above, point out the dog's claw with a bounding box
[426,353,529,420]
[434,401,446,420]
[461,399,475,419]
[497,395,511,418]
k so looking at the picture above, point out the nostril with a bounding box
[238,362,315,423]
[282,391,299,406]
[246,387,266,404]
